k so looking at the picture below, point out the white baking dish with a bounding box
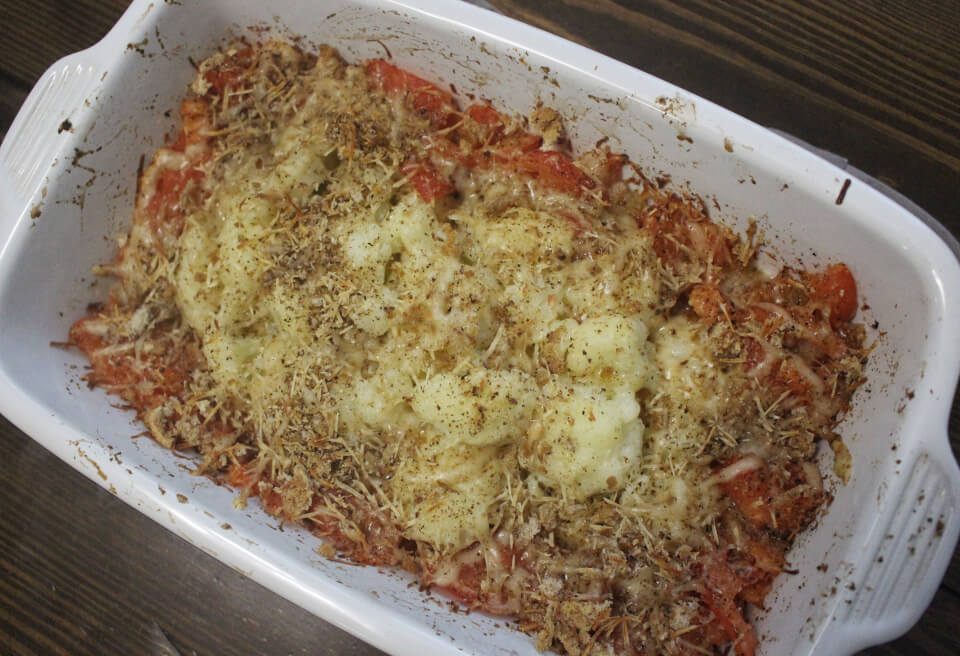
[1,1,958,654]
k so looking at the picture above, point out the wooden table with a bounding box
[1,1,958,654]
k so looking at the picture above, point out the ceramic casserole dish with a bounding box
[1,1,958,654]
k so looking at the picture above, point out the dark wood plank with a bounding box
[0,0,128,87]
[945,405,960,594]
[0,415,384,656]
[0,73,28,142]
[490,0,960,226]
[856,587,960,656]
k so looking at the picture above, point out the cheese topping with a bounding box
[70,41,868,656]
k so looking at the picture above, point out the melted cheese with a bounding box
[74,42,868,656]
[175,168,719,548]
[411,369,538,447]
[534,382,645,498]
[166,51,731,552]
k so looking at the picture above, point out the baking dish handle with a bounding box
[0,53,104,224]
[822,435,960,655]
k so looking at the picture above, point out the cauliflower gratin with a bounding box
[70,42,868,655]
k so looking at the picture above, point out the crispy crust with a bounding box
[69,41,867,656]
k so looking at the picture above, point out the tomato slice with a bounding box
[701,556,760,656]
[443,561,485,606]
[402,159,454,202]
[689,283,726,325]
[466,103,503,127]
[227,462,257,488]
[202,46,255,96]
[175,98,210,150]
[641,204,732,268]
[721,460,779,531]
[510,150,595,194]
[810,263,858,322]
[366,59,457,128]
[145,164,204,238]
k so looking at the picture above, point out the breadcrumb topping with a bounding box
[69,41,868,656]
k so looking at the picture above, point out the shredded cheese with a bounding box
[69,41,869,656]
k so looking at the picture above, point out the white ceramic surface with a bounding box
[1,1,958,655]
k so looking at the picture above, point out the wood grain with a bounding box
[0,73,27,142]
[0,414,385,656]
[490,0,960,224]
[1,1,958,655]
[0,0,127,86]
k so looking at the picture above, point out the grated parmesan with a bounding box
[69,40,869,656]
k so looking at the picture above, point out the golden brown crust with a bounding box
[70,41,868,656]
